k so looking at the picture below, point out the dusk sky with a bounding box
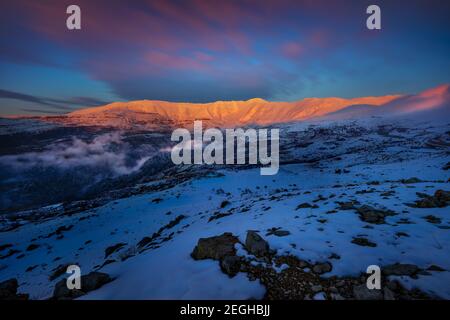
[0,0,449,115]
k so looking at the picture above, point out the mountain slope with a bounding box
[50,96,401,129]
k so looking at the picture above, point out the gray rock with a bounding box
[0,278,28,300]
[311,285,323,293]
[191,233,238,260]
[53,272,112,300]
[383,263,421,276]
[383,287,396,300]
[351,237,377,247]
[273,230,290,237]
[245,231,270,257]
[313,262,332,274]
[104,242,127,258]
[353,284,383,300]
[220,255,241,277]
[356,205,396,224]
[331,293,346,300]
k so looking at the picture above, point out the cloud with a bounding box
[0,88,109,111]
[281,42,304,59]
[0,132,151,175]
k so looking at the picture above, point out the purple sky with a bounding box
[0,0,449,115]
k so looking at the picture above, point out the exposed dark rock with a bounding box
[351,237,377,247]
[53,272,112,300]
[26,243,40,251]
[245,231,270,257]
[0,249,20,259]
[137,215,186,249]
[296,203,312,210]
[220,200,230,208]
[353,284,382,300]
[356,205,396,224]
[383,263,421,277]
[411,190,450,208]
[0,244,13,252]
[220,255,241,277]
[423,215,442,224]
[191,232,238,260]
[25,265,38,272]
[49,263,75,281]
[313,262,332,274]
[401,177,422,184]
[104,243,127,258]
[266,227,290,237]
[427,265,446,272]
[337,201,360,210]
[208,211,233,222]
[0,278,28,300]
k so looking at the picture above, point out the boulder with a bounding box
[382,263,421,277]
[191,233,238,260]
[0,278,28,300]
[313,262,332,274]
[353,284,383,300]
[356,205,395,224]
[245,231,270,257]
[53,272,112,300]
[220,255,241,277]
[412,189,450,208]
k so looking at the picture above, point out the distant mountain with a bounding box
[40,84,449,129]
[324,84,450,121]
[43,96,398,129]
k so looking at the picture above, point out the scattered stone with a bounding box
[383,287,396,300]
[53,272,112,300]
[266,227,290,237]
[328,253,341,260]
[220,255,241,277]
[311,284,323,293]
[25,265,38,272]
[0,244,13,252]
[411,190,450,208]
[395,232,409,238]
[313,262,332,274]
[104,243,127,258]
[383,263,421,277]
[0,249,20,259]
[351,237,377,247]
[220,200,230,208]
[422,215,441,224]
[191,233,238,260]
[427,265,446,272]
[0,278,28,300]
[209,211,233,222]
[336,201,360,210]
[296,203,312,210]
[401,177,422,184]
[26,244,40,251]
[245,231,270,257]
[353,284,383,300]
[49,263,75,281]
[356,205,396,224]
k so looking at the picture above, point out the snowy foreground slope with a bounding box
[0,111,449,300]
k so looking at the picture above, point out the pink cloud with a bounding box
[281,42,304,59]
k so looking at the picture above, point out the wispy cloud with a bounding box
[0,88,108,112]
